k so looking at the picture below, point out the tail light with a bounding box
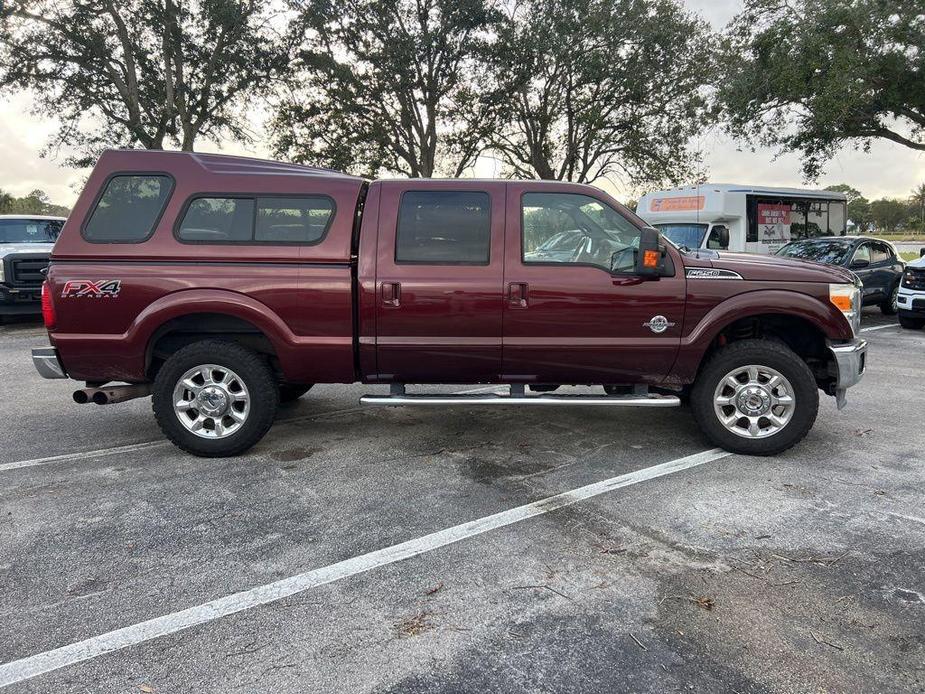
[41,281,56,330]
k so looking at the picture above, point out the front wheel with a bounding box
[690,339,819,456]
[898,313,925,330]
[152,340,279,457]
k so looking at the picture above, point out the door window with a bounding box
[870,243,891,264]
[852,244,871,265]
[395,191,490,264]
[706,225,729,249]
[522,193,641,273]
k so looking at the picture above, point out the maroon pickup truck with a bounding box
[32,150,867,457]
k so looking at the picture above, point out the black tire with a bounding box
[152,340,278,457]
[880,283,899,315]
[690,339,819,456]
[898,313,925,330]
[279,384,313,403]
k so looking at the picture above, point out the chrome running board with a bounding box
[360,386,680,408]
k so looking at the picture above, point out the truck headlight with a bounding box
[830,283,861,335]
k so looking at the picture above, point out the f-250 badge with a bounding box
[61,280,122,298]
[643,315,675,334]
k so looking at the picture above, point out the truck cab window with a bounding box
[395,191,490,264]
[83,174,172,242]
[522,193,641,273]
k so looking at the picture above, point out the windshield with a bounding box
[654,223,707,250]
[776,240,851,265]
[0,219,63,244]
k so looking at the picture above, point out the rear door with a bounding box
[374,181,505,383]
[501,183,685,385]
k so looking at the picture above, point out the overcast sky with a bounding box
[1,0,922,207]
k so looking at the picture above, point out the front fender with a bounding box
[669,289,853,383]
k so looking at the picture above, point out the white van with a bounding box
[637,184,847,255]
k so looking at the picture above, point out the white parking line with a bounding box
[0,447,730,688]
[860,324,899,333]
[0,387,509,475]
[0,441,165,473]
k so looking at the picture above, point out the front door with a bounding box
[501,184,685,385]
[374,181,506,383]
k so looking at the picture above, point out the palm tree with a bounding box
[912,183,925,227]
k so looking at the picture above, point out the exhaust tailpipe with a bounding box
[73,384,152,405]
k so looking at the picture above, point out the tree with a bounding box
[848,196,872,234]
[0,190,12,214]
[869,199,910,233]
[911,183,925,227]
[486,0,713,185]
[5,190,71,216]
[826,184,871,232]
[0,0,295,166]
[824,184,862,204]
[719,0,925,180]
[271,0,504,178]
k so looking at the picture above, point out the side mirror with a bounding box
[920,247,924,257]
[635,228,664,277]
[850,258,870,270]
[717,225,730,249]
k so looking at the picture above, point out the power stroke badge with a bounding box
[643,315,675,334]
[61,280,122,298]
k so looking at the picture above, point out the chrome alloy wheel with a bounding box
[172,364,250,439]
[891,285,899,312]
[712,365,795,439]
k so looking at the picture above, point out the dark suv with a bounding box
[776,236,905,314]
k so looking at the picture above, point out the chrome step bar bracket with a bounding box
[360,390,680,408]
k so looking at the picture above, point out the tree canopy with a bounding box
[719,0,925,180]
[271,0,504,178]
[0,189,70,216]
[0,0,294,166]
[488,0,713,185]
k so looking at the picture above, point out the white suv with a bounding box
[897,251,925,330]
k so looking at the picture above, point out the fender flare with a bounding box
[668,289,854,384]
[125,289,298,370]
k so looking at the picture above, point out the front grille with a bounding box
[902,267,925,291]
[7,256,49,287]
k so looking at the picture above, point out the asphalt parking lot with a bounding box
[0,309,923,693]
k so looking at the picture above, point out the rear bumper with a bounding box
[32,347,68,379]
[827,338,867,409]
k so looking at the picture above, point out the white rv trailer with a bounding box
[637,184,848,255]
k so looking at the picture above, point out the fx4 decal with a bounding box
[61,279,122,298]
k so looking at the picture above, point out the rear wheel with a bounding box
[691,339,818,456]
[880,283,899,315]
[152,340,278,457]
[898,313,925,330]
[279,384,313,403]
